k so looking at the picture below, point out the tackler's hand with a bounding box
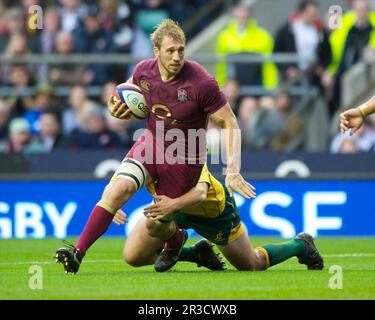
[143,195,177,221]
[225,173,256,199]
[113,209,128,225]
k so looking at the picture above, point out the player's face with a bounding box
[155,36,185,78]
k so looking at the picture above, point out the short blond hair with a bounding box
[150,19,186,48]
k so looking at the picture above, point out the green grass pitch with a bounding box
[0,237,374,300]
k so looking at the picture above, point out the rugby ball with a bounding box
[112,83,149,119]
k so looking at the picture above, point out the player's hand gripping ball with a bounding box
[112,83,149,119]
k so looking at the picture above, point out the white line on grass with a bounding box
[0,254,374,266]
[0,259,122,266]
[324,253,375,257]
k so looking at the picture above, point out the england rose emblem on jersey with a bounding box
[177,88,188,102]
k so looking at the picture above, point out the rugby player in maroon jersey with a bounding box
[55,20,255,274]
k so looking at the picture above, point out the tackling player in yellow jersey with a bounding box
[114,165,324,272]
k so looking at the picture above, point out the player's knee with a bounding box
[103,179,136,207]
[236,262,258,271]
[238,261,267,271]
[145,218,171,239]
[231,257,263,271]
[254,249,268,271]
[123,251,144,267]
[115,178,137,196]
[114,158,147,193]
[145,218,161,237]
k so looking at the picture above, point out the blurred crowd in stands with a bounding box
[0,0,219,153]
[0,0,375,155]
[213,0,375,154]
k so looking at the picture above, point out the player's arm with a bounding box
[107,76,137,120]
[340,95,375,135]
[143,183,209,220]
[339,108,364,135]
[209,103,256,199]
[358,95,375,116]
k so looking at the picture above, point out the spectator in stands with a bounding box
[23,82,56,135]
[238,97,258,132]
[216,4,278,89]
[0,117,45,153]
[4,32,30,57]
[1,31,34,85]
[100,0,153,78]
[2,31,33,82]
[62,85,90,134]
[222,79,241,115]
[22,0,40,15]
[75,5,115,85]
[318,10,340,104]
[49,31,85,85]
[134,0,170,37]
[36,111,64,151]
[40,8,61,54]
[169,0,195,25]
[170,0,217,38]
[59,0,87,33]
[36,7,61,82]
[23,0,43,52]
[239,96,283,150]
[331,120,375,152]
[329,0,375,113]
[269,92,305,151]
[130,0,171,63]
[100,0,134,53]
[7,64,33,88]
[274,0,332,84]
[64,104,122,150]
[0,7,39,53]
[258,95,276,111]
[337,137,360,153]
[0,99,10,141]
[3,65,34,119]
[0,1,6,41]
